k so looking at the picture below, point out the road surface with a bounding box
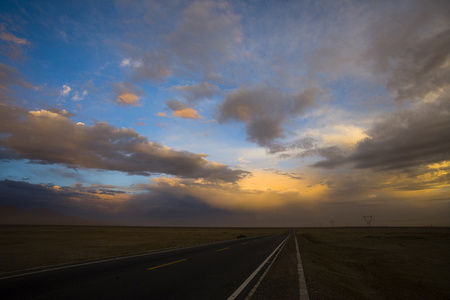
[0,234,288,299]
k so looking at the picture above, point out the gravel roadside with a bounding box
[250,234,300,300]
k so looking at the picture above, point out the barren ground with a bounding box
[2,226,449,300]
[0,225,285,274]
[297,227,450,299]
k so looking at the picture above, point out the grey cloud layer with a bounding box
[308,1,450,173]
[365,2,450,103]
[170,82,220,103]
[122,0,242,82]
[0,63,33,100]
[219,86,316,151]
[313,96,450,172]
[0,104,248,182]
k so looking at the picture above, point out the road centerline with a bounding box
[147,259,187,270]
[216,247,230,252]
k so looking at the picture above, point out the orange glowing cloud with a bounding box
[0,32,30,45]
[172,107,201,119]
[116,92,140,106]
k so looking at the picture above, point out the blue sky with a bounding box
[1,0,449,226]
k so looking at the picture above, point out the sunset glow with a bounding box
[1,0,449,226]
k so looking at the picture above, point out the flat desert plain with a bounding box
[0,226,286,274]
[2,226,449,300]
[297,227,450,299]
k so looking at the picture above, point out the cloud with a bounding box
[173,108,201,120]
[121,0,242,82]
[0,63,33,100]
[0,104,249,182]
[165,0,242,75]
[169,82,220,103]
[122,49,172,82]
[293,0,450,176]
[0,179,129,218]
[166,99,201,120]
[305,0,450,104]
[113,82,144,106]
[72,90,88,101]
[0,31,30,60]
[0,32,30,45]
[219,86,316,151]
[313,95,450,173]
[120,58,131,67]
[61,85,71,96]
[364,2,450,103]
[263,168,304,180]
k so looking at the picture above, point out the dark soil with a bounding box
[297,227,450,300]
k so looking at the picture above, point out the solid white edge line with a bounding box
[244,236,289,300]
[294,230,310,300]
[227,235,289,300]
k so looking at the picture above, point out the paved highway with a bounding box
[0,233,288,299]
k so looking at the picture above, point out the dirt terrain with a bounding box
[297,227,450,299]
[1,226,449,299]
[0,226,285,274]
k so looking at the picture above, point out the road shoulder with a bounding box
[250,235,299,300]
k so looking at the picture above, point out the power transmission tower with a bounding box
[330,219,335,227]
[362,215,373,227]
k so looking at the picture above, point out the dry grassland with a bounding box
[297,227,450,300]
[0,225,286,274]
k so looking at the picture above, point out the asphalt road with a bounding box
[0,234,288,299]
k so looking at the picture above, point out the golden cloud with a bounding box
[116,92,140,106]
[172,107,201,120]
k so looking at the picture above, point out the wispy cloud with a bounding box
[0,32,30,45]
[61,85,71,96]
[72,90,88,101]
[0,63,33,100]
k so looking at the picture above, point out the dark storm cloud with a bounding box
[0,180,90,210]
[121,182,230,226]
[384,29,450,103]
[219,86,316,151]
[313,97,450,171]
[363,1,450,103]
[304,1,450,174]
[0,179,133,221]
[0,104,249,182]
[0,179,233,226]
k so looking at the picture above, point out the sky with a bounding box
[0,0,449,227]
